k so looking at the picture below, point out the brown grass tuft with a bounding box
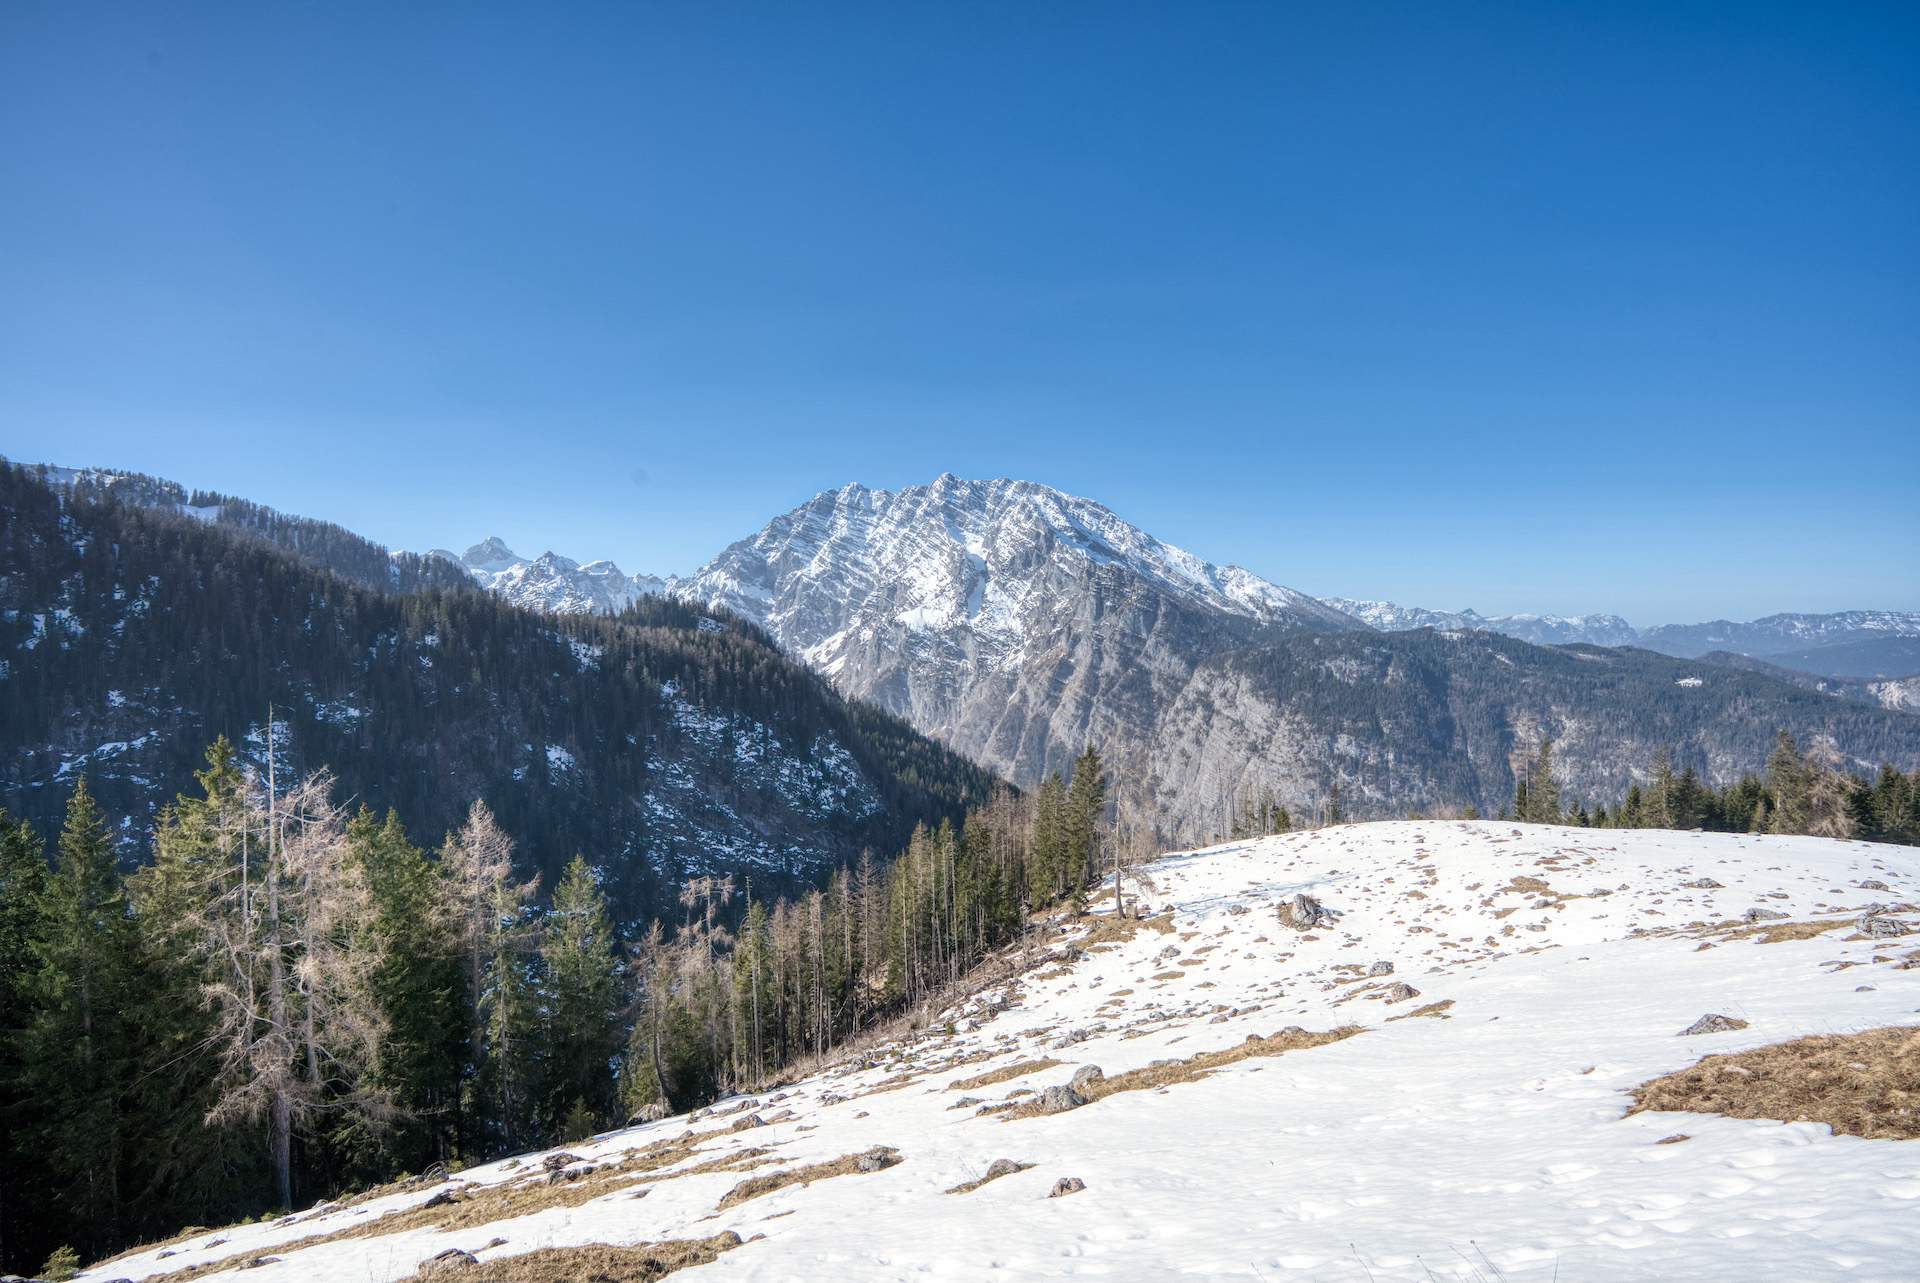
[716,1147,901,1209]
[1386,1000,1455,1022]
[943,1160,1035,1194]
[402,1231,745,1282]
[948,1058,1063,1092]
[1006,1026,1361,1119]
[1756,921,1849,944]
[1629,1026,1920,1140]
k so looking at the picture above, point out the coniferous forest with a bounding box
[0,738,1119,1272]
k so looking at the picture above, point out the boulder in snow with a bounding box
[1861,880,1890,891]
[1368,960,1394,976]
[1069,1065,1105,1093]
[1743,908,1788,923]
[1384,982,1420,1004]
[1039,1085,1088,1114]
[1861,916,1909,938]
[1687,878,1723,889]
[1678,1013,1749,1036]
[1049,1176,1087,1197]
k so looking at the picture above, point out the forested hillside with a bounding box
[0,464,996,920]
[1152,627,1920,831]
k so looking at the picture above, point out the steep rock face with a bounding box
[673,475,1364,785]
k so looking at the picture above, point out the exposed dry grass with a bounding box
[119,1133,775,1281]
[1386,1000,1455,1022]
[943,1160,1035,1194]
[947,1058,1063,1092]
[1007,1026,1362,1119]
[403,1230,745,1282]
[1075,910,1175,947]
[1630,1026,1920,1140]
[716,1147,901,1209]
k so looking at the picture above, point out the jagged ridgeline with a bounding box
[1208,629,1920,816]
[0,463,998,918]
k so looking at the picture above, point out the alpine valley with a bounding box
[438,474,1920,842]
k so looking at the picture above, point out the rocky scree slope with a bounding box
[86,823,1920,1283]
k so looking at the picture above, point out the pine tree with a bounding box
[0,808,48,1273]
[1525,739,1560,824]
[1064,747,1107,913]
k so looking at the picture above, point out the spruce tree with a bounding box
[22,778,137,1255]
[1526,739,1560,824]
[539,857,622,1134]
[1767,730,1810,835]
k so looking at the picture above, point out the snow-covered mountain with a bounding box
[670,474,1365,785]
[1323,597,1920,670]
[91,823,1920,1283]
[428,537,675,615]
[1319,598,1640,647]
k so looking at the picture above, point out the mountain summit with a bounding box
[672,474,1363,785]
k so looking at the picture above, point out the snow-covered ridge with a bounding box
[1320,597,1640,647]
[91,824,1920,1283]
[427,538,677,616]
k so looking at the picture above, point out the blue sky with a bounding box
[2,2,1915,625]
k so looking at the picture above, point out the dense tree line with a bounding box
[1507,731,1920,843]
[0,743,1110,1275]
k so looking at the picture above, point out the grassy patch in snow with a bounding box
[716,1146,901,1209]
[1631,1026,1920,1140]
[404,1230,745,1281]
[1007,1025,1362,1119]
[947,1058,1063,1092]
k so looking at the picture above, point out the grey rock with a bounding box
[855,1148,900,1173]
[1288,893,1338,929]
[1743,908,1788,923]
[1049,1176,1087,1197]
[1384,982,1420,1004]
[1764,892,1789,899]
[1861,880,1891,891]
[1039,1085,1089,1114]
[540,1151,584,1172]
[1862,917,1909,938]
[422,1248,477,1270]
[421,1188,458,1209]
[1368,960,1394,976]
[1280,1025,1306,1036]
[985,1158,1023,1180]
[1530,898,1553,910]
[1678,1013,1749,1036]
[1226,903,1250,916]
[949,1096,984,1110]
[1687,878,1723,889]
[1069,1065,1105,1093]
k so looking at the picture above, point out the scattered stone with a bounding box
[1856,985,1877,992]
[1148,1058,1178,1068]
[1069,1065,1105,1093]
[1530,898,1553,910]
[483,1238,508,1249]
[985,1158,1023,1180]
[1384,982,1420,1004]
[1861,917,1909,939]
[1657,1134,1690,1144]
[949,1096,984,1110]
[1678,1013,1750,1036]
[1589,888,1613,897]
[1862,903,1893,916]
[237,1259,284,1271]
[855,1149,900,1173]
[1368,961,1394,976]
[1743,908,1788,923]
[1226,903,1250,916]
[540,1152,584,1172]
[819,1094,847,1106]
[730,1114,766,1131]
[1285,893,1339,930]
[421,1188,458,1209]
[1049,1176,1086,1197]
[1687,878,1723,889]
[1764,892,1789,899]
[1861,880,1891,891]
[1524,924,1547,932]
[1038,1085,1088,1114]
[1281,1025,1306,1036]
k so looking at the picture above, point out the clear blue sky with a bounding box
[2,2,1915,625]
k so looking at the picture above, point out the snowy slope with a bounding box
[92,825,1920,1283]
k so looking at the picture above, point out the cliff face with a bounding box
[673,473,1364,788]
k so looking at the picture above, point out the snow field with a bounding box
[86,823,1920,1283]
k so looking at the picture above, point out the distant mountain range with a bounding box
[418,474,1920,834]
[12,461,1919,844]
